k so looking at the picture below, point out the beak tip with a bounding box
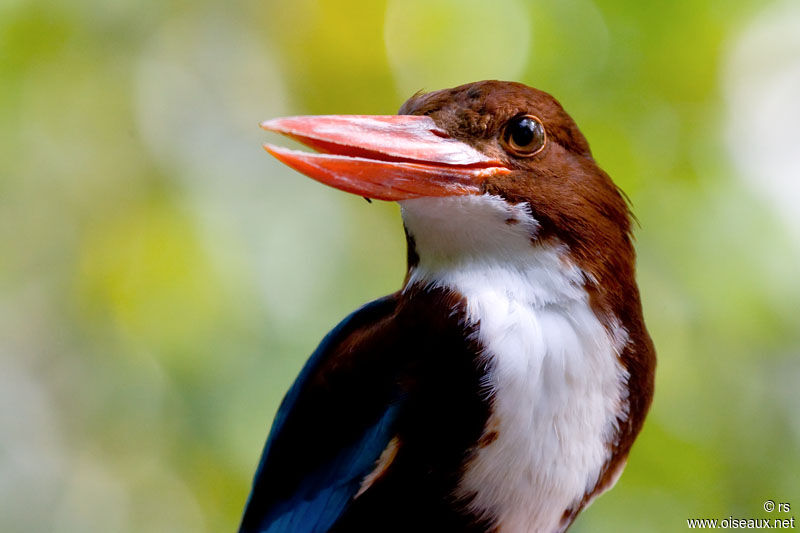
[260,119,277,131]
[262,143,282,158]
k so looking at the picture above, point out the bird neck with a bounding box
[400,194,589,308]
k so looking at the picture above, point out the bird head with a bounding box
[262,81,637,319]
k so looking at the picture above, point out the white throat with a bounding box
[400,194,630,533]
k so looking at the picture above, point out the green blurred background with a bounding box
[2,0,799,531]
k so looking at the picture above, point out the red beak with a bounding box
[261,115,510,201]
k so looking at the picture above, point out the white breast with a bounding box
[401,194,630,533]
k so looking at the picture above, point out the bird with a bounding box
[240,80,656,533]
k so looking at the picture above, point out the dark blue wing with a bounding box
[239,296,401,533]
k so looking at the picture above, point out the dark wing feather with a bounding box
[238,295,401,533]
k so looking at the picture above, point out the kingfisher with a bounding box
[240,80,655,533]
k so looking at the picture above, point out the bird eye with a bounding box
[501,115,546,157]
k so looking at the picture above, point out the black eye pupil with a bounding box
[501,115,546,156]
[511,117,536,147]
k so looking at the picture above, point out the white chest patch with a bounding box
[401,195,630,533]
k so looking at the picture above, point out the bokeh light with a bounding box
[723,0,800,244]
[384,0,530,97]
